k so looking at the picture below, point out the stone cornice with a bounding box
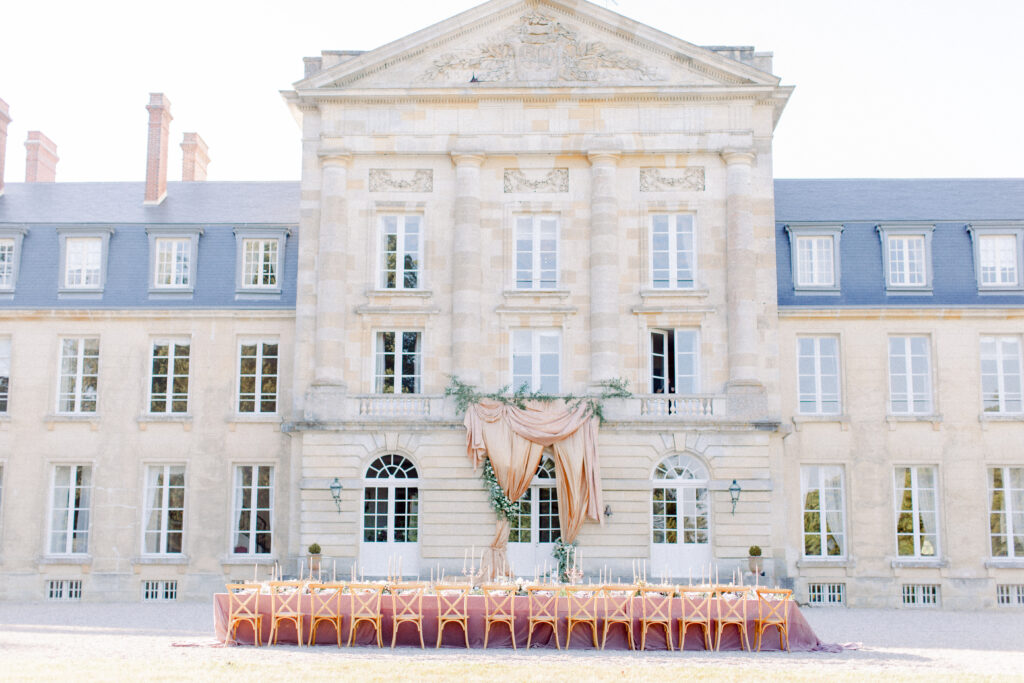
[779,306,1024,320]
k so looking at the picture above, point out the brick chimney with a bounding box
[144,93,173,204]
[24,131,59,182]
[180,132,209,181]
[0,98,11,195]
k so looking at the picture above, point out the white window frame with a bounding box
[797,336,842,415]
[237,339,279,415]
[877,224,934,293]
[48,464,92,555]
[514,214,559,290]
[142,579,179,601]
[377,214,423,290]
[650,328,700,395]
[374,330,422,394]
[967,224,1024,292]
[57,227,113,296]
[800,465,847,559]
[142,464,185,555]
[989,466,1024,559]
[231,464,274,555]
[0,227,27,293]
[508,456,560,545]
[894,465,940,559]
[147,226,202,296]
[148,339,191,414]
[888,336,933,415]
[650,213,697,290]
[510,329,561,393]
[233,226,289,297]
[0,337,9,413]
[56,337,100,414]
[785,224,842,293]
[981,336,1023,414]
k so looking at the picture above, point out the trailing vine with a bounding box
[445,375,631,424]
[552,538,577,583]
[481,456,521,522]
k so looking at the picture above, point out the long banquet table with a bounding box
[213,592,832,651]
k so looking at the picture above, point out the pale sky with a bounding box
[1,0,1021,182]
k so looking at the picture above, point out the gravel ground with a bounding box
[1,602,1023,681]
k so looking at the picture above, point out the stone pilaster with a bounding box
[588,151,621,389]
[722,149,760,391]
[450,151,485,385]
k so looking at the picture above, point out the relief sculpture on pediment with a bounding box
[422,11,662,83]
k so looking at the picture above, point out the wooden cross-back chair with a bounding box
[390,582,427,649]
[435,584,472,649]
[226,583,264,646]
[525,585,561,649]
[713,586,752,651]
[753,588,793,652]
[677,586,714,651]
[307,582,346,647]
[639,586,674,651]
[600,585,635,650]
[347,583,385,648]
[564,585,600,649]
[268,580,305,646]
[481,584,517,650]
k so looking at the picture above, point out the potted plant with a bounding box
[748,545,763,575]
[308,543,322,574]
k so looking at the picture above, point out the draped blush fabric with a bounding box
[465,399,604,578]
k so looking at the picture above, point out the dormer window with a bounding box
[785,224,842,293]
[0,227,27,294]
[877,224,934,294]
[57,227,113,297]
[147,226,202,297]
[968,224,1024,292]
[233,226,290,298]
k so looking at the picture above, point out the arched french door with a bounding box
[650,454,712,579]
[360,454,419,577]
[507,454,559,576]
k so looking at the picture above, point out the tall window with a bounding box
[49,465,92,554]
[894,466,939,558]
[651,455,709,545]
[0,338,9,413]
[650,214,695,289]
[989,466,1024,558]
[238,341,278,414]
[58,337,99,414]
[374,331,421,394]
[379,215,421,290]
[888,336,932,414]
[363,455,419,543]
[509,456,560,544]
[143,465,185,554]
[801,466,845,558]
[242,239,278,288]
[154,238,191,288]
[886,235,927,287]
[232,465,273,554]
[64,237,102,288]
[515,215,558,289]
[149,340,190,413]
[0,239,15,288]
[650,329,699,394]
[511,329,560,393]
[981,337,1023,414]
[978,235,1019,288]
[794,236,835,288]
[797,337,841,414]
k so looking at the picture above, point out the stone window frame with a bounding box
[47,462,94,557]
[233,226,290,299]
[235,337,279,416]
[147,337,192,415]
[146,226,203,298]
[56,226,114,298]
[877,224,935,294]
[367,201,429,295]
[784,223,842,294]
[988,465,1024,560]
[503,201,567,295]
[509,327,562,394]
[140,463,187,557]
[0,336,9,414]
[649,213,699,290]
[967,223,1024,293]
[979,335,1024,415]
[513,213,561,291]
[648,327,701,395]
[887,334,935,416]
[372,329,423,395]
[638,200,706,297]
[800,464,847,560]
[55,336,100,415]
[230,463,275,556]
[0,226,27,296]
[893,464,942,561]
[796,335,843,415]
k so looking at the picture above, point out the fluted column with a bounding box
[722,149,759,387]
[313,150,351,389]
[450,152,485,385]
[588,151,621,388]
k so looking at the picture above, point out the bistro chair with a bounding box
[564,585,600,649]
[753,588,793,652]
[268,580,305,646]
[639,585,674,651]
[481,584,517,650]
[391,582,427,649]
[677,585,714,651]
[525,585,561,649]
[436,584,472,649]
[347,583,385,648]
[307,582,346,647]
[714,586,752,651]
[226,583,264,646]
[600,585,635,650]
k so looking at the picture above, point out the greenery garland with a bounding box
[481,456,521,522]
[552,538,577,583]
[445,375,631,424]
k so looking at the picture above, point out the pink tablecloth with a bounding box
[213,593,833,651]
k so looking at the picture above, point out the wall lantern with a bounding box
[603,504,613,519]
[329,478,343,514]
[729,479,742,514]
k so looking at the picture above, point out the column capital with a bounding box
[450,151,485,167]
[587,150,621,166]
[720,148,756,166]
[318,149,352,167]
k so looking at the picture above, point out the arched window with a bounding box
[363,455,419,544]
[652,454,709,546]
[507,454,560,573]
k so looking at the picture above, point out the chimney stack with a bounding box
[144,93,173,204]
[0,98,11,195]
[24,131,59,182]
[180,132,210,181]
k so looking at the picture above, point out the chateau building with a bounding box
[0,0,1021,609]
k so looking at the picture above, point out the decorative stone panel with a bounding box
[503,168,569,193]
[368,169,433,193]
[639,167,705,192]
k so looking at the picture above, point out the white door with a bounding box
[507,456,560,577]
[650,454,712,580]
[360,454,419,577]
